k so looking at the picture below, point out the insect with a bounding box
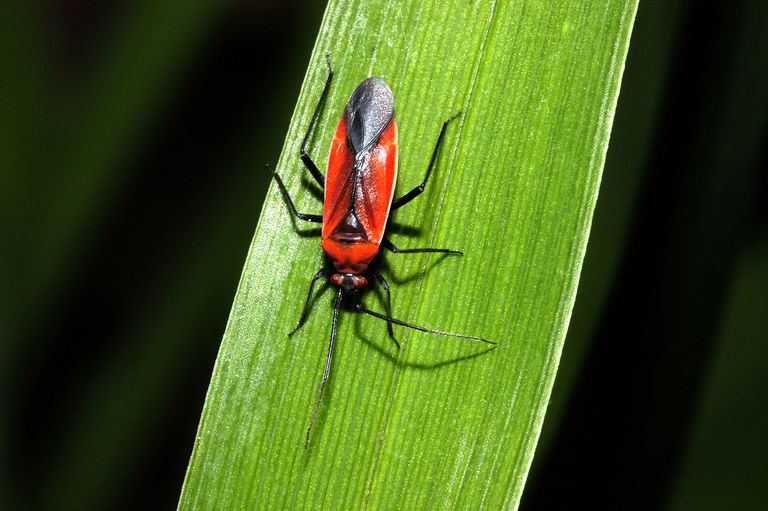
[271,57,494,447]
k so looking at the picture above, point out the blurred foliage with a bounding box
[2,1,324,509]
[667,239,768,511]
[1,0,766,510]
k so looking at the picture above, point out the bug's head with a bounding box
[331,273,368,293]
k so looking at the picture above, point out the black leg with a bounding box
[358,303,496,345]
[391,112,460,211]
[300,55,333,189]
[290,267,329,335]
[371,270,399,349]
[306,288,344,449]
[382,238,463,255]
[272,167,323,223]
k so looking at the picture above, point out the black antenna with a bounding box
[359,305,496,345]
[306,288,344,449]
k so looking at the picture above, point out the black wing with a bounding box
[345,77,395,154]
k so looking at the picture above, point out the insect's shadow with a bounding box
[352,311,495,371]
[278,178,322,237]
[352,284,495,370]
[295,225,322,238]
[385,221,422,238]
[375,252,459,286]
[298,262,493,456]
[302,176,324,203]
[299,281,494,372]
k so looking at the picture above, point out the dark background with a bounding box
[2,1,766,509]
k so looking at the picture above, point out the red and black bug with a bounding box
[272,57,494,447]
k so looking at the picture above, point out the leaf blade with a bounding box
[180,1,638,509]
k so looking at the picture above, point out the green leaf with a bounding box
[535,0,688,456]
[180,1,637,508]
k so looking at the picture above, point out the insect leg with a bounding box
[272,168,323,223]
[300,55,333,189]
[391,112,460,211]
[382,238,463,256]
[290,267,329,335]
[358,304,495,345]
[371,270,399,349]
[306,288,344,449]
